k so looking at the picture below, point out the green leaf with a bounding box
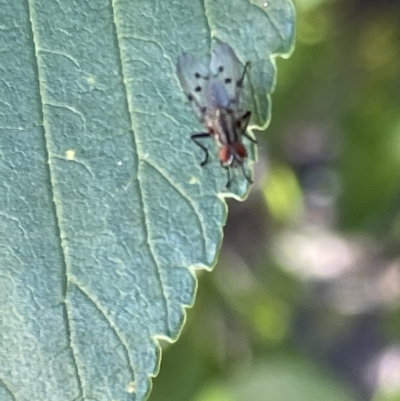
[229,357,359,401]
[192,357,359,401]
[0,0,294,400]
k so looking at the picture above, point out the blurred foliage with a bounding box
[149,1,400,400]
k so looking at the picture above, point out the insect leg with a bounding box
[243,132,257,144]
[240,111,257,144]
[223,166,232,188]
[232,62,250,108]
[240,164,253,185]
[191,132,211,166]
[237,62,250,88]
[241,110,251,128]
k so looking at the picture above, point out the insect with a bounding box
[177,42,257,188]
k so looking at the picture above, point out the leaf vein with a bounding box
[26,0,84,396]
[143,158,208,260]
[0,377,16,401]
[249,0,285,43]
[70,281,136,383]
[110,0,172,338]
[202,0,213,40]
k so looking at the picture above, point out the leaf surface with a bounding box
[0,0,295,400]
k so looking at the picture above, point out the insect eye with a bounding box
[225,78,232,84]
[195,86,202,92]
[235,143,247,158]
[219,146,231,164]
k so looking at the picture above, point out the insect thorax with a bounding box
[205,108,241,148]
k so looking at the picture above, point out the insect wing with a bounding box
[177,53,210,121]
[210,43,244,110]
[202,75,231,110]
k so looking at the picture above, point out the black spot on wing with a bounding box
[225,78,232,84]
[195,86,202,92]
[194,72,209,80]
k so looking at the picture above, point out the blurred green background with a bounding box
[149,1,400,400]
